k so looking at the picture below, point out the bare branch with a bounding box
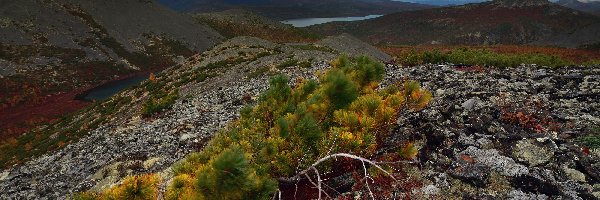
[279,153,398,200]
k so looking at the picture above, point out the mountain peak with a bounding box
[492,0,551,7]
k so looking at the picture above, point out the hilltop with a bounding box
[308,0,600,48]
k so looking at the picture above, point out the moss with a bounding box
[578,127,600,149]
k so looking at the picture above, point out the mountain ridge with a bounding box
[308,0,600,47]
[156,0,436,20]
[0,0,223,139]
[556,0,600,15]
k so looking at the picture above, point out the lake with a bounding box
[76,74,148,101]
[281,15,383,27]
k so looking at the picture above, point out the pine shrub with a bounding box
[96,55,432,199]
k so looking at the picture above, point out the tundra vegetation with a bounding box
[382,46,600,68]
[73,55,432,199]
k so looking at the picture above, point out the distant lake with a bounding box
[76,74,148,101]
[281,15,383,27]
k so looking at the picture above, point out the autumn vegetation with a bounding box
[74,55,431,199]
[381,45,600,67]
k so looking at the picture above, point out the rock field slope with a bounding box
[0,36,599,199]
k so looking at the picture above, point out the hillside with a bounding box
[156,0,435,20]
[0,0,222,139]
[1,35,599,199]
[308,0,600,48]
[0,35,393,198]
[556,0,600,15]
[192,9,321,43]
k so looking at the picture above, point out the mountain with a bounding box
[156,0,436,20]
[308,0,600,47]
[404,0,488,6]
[0,0,222,139]
[556,0,600,15]
[192,9,322,43]
[1,35,599,199]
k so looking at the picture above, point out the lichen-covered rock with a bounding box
[512,139,553,167]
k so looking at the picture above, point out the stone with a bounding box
[462,98,479,110]
[507,190,549,200]
[143,157,162,169]
[593,184,600,199]
[512,139,553,167]
[462,146,529,177]
[449,161,490,187]
[420,185,440,196]
[0,171,9,181]
[563,167,586,183]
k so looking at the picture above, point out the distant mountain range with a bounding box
[401,0,488,6]
[156,0,436,20]
[556,0,600,15]
[309,0,600,48]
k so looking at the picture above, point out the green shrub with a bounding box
[101,55,432,199]
[142,89,178,117]
[276,59,298,69]
[398,48,576,68]
[73,174,160,200]
[578,127,600,149]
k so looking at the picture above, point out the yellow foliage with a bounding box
[103,174,160,200]
[166,174,198,200]
[341,131,354,140]
[399,143,419,160]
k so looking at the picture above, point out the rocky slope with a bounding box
[308,0,600,48]
[0,35,391,198]
[0,0,221,77]
[0,35,598,199]
[0,0,222,139]
[192,9,320,43]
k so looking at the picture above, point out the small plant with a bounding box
[276,59,298,69]
[578,127,600,149]
[72,174,160,200]
[99,55,432,199]
[142,89,178,117]
[393,47,577,68]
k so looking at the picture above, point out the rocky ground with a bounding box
[0,36,599,199]
[382,65,600,199]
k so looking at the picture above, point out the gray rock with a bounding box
[512,139,553,167]
[462,146,529,177]
[507,190,549,200]
[563,168,586,183]
[461,98,480,110]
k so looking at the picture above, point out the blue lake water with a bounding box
[281,15,383,27]
[77,74,148,101]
